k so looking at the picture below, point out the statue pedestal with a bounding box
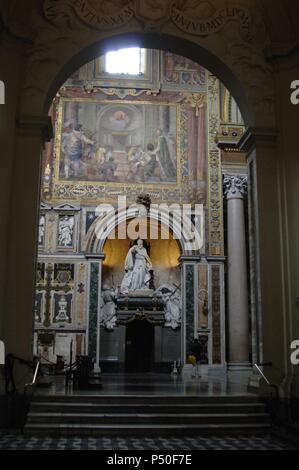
[116,293,164,311]
[115,293,165,325]
[127,289,155,297]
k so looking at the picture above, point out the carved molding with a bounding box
[182,93,206,116]
[43,1,256,40]
[98,87,159,98]
[238,127,278,153]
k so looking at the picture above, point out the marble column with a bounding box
[85,253,105,372]
[180,255,201,371]
[223,175,250,369]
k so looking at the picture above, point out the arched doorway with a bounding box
[31,42,257,376]
[3,11,283,392]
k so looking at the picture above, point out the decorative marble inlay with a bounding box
[88,263,99,360]
[208,74,223,256]
[185,264,195,355]
[212,265,221,364]
[198,263,208,327]
[75,263,86,325]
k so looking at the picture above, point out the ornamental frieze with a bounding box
[44,0,135,30]
[43,0,253,39]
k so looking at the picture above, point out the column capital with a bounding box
[223,174,247,200]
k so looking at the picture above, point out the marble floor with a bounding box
[36,371,255,397]
[0,433,295,450]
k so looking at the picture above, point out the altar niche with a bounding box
[97,227,182,372]
[87,211,227,373]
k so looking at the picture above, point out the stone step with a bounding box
[30,402,266,414]
[24,422,271,436]
[25,394,271,436]
[32,394,263,405]
[26,411,270,425]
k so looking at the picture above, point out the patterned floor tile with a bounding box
[0,433,295,450]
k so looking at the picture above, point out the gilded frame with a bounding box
[52,97,184,203]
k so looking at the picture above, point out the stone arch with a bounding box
[42,32,255,127]
[84,204,199,256]
[7,4,285,383]
[19,4,276,130]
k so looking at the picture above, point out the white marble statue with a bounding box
[120,239,153,295]
[156,283,181,330]
[100,285,117,331]
[38,215,45,245]
[58,215,74,247]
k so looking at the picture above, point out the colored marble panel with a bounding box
[212,265,221,364]
[88,263,99,360]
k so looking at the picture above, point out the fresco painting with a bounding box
[58,100,178,185]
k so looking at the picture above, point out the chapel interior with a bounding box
[0,0,299,450]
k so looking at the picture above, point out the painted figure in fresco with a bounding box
[100,285,117,331]
[127,146,148,182]
[154,129,176,181]
[155,283,181,330]
[120,239,153,295]
[143,143,161,181]
[127,146,141,180]
[58,216,74,247]
[99,156,117,181]
[109,109,130,130]
[61,123,95,178]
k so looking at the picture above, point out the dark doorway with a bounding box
[125,321,154,372]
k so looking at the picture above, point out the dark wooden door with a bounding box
[125,320,154,372]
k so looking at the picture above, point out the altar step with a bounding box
[24,395,271,436]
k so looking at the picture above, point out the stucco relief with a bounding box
[16,0,275,129]
[44,0,134,30]
[42,0,254,39]
[216,7,275,124]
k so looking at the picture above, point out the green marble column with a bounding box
[88,262,99,360]
[185,264,195,358]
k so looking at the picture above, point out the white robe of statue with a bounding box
[120,240,152,295]
[155,283,181,329]
[100,287,117,331]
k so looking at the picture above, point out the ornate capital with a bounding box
[223,175,247,200]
